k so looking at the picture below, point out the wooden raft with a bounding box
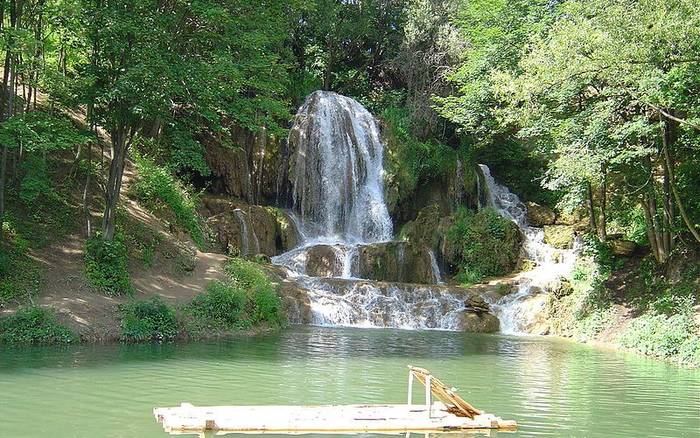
[153,366,517,434]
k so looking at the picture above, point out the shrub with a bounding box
[186,281,248,330]
[132,153,203,247]
[85,233,132,296]
[226,258,283,327]
[0,306,76,345]
[119,297,179,343]
[447,207,522,284]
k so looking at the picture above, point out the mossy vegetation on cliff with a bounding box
[447,208,522,284]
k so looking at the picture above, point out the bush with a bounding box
[186,281,248,330]
[0,306,76,345]
[132,153,203,247]
[447,207,522,284]
[85,233,132,296]
[226,258,283,326]
[119,297,179,343]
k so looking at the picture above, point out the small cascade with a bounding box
[233,209,260,257]
[479,164,577,334]
[428,250,444,285]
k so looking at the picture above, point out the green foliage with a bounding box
[132,153,204,247]
[0,307,76,345]
[619,301,700,367]
[84,233,132,296]
[447,208,522,284]
[0,221,42,305]
[185,258,283,336]
[119,297,179,343]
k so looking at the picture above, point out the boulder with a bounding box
[305,245,341,277]
[608,239,637,257]
[455,311,500,333]
[356,241,437,284]
[544,224,576,249]
[464,294,490,314]
[525,202,556,226]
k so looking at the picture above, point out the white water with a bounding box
[478,164,577,334]
[290,91,393,243]
[233,209,260,257]
[272,91,466,329]
[428,250,444,285]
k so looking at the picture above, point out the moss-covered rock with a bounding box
[525,201,556,226]
[305,245,341,277]
[544,225,576,249]
[446,208,522,283]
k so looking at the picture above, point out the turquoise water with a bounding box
[1,327,699,437]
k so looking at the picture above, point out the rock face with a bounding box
[356,242,436,284]
[608,238,637,257]
[525,201,556,226]
[202,196,300,257]
[544,224,576,249]
[204,143,254,203]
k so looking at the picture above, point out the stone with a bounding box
[608,239,637,257]
[525,201,556,226]
[464,294,490,313]
[455,311,500,333]
[544,224,576,249]
[356,241,436,284]
[305,245,341,277]
[204,144,254,202]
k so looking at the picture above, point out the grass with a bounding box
[132,153,204,247]
[0,306,76,345]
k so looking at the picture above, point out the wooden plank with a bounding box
[154,402,517,434]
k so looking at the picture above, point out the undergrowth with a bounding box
[84,233,133,296]
[132,153,204,247]
[0,306,76,345]
[119,297,179,343]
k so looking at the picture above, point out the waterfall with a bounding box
[271,91,471,330]
[233,209,260,258]
[478,164,577,333]
[289,91,393,243]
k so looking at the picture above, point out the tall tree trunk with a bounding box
[586,181,597,235]
[101,127,134,241]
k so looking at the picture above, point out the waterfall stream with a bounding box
[478,164,577,334]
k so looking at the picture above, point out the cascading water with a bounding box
[478,164,577,334]
[272,91,467,329]
[289,91,392,243]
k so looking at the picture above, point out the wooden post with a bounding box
[425,375,432,418]
[407,372,414,407]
